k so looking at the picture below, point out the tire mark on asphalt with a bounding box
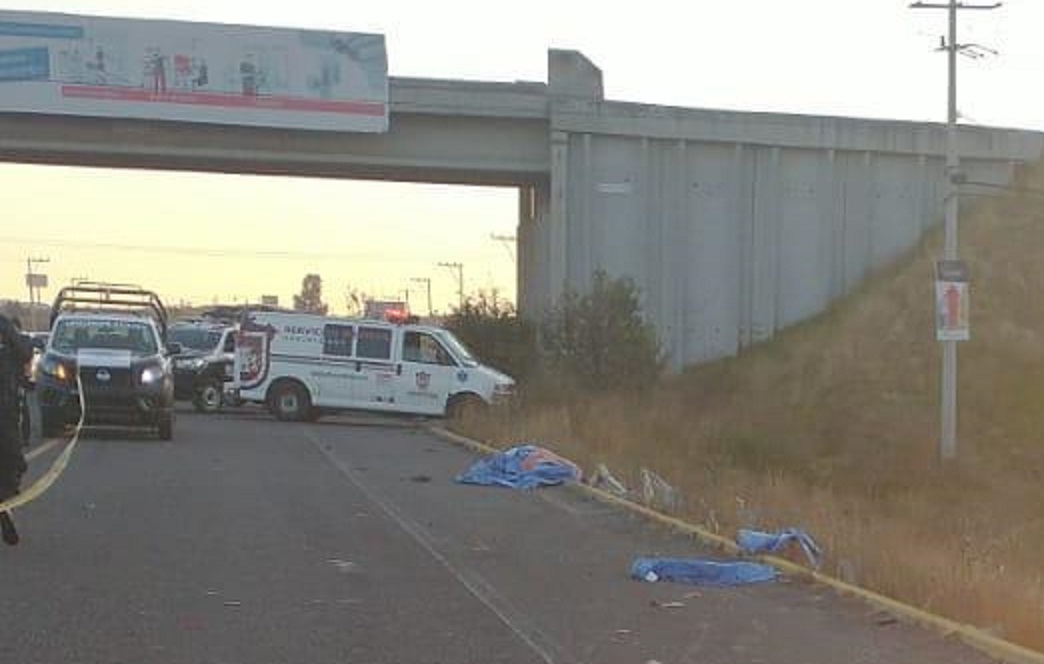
[305,428,574,664]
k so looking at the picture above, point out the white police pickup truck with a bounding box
[233,310,514,421]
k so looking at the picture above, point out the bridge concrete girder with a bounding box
[1,49,1041,369]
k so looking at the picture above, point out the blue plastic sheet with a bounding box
[630,557,778,587]
[736,528,822,568]
[456,444,582,490]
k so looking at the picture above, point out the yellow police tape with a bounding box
[0,372,85,514]
[429,425,1044,664]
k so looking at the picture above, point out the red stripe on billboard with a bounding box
[61,84,386,116]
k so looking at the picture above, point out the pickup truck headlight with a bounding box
[38,356,71,383]
[141,365,164,385]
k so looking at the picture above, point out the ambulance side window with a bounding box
[356,326,392,360]
[403,331,455,366]
[223,332,236,353]
[323,324,355,357]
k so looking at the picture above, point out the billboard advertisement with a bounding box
[0,10,388,132]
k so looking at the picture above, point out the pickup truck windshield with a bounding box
[51,319,158,355]
[169,327,223,352]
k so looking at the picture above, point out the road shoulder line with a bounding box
[429,424,1044,664]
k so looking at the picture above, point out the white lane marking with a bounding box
[305,429,572,664]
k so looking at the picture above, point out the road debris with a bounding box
[456,444,582,490]
[588,463,629,497]
[631,557,777,587]
[640,468,681,513]
[736,528,822,568]
[328,558,358,573]
[652,600,687,609]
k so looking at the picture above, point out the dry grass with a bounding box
[458,160,1044,651]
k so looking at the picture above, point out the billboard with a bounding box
[0,10,388,132]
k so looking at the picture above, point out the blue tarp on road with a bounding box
[630,557,778,587]
[456,444,582,490]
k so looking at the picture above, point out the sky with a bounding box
[2,0,1043,319]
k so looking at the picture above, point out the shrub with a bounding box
[444,291,538,382]
[540,270,663,393]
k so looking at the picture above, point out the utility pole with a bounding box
[25,256,50,331]
[438,262,464,311]
[411,277,433,317]
[910,0,1001,461]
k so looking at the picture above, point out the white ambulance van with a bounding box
[234,310,515,421]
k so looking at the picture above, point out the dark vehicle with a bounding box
[20,332,47,446]
[169,321,236,413]
[35,284,178,440]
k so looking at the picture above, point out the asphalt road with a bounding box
[1,410,995,664]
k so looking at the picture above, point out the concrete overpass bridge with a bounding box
[2,50,1040,368]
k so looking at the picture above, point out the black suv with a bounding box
[169,320,236,413]
[36,284,178,440]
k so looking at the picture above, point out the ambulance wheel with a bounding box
[271,381,310,422]
[447,393,486,421]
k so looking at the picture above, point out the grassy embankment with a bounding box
[459,161,1044,650]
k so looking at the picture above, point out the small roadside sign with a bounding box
[24,273,47,289]
[935,260,969,342]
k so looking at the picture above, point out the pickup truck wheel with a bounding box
[271,382,310,422]
[193,382,223,414]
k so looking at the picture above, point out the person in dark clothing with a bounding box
[0,314,32,545]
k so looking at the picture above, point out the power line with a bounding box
[0,236,411,262]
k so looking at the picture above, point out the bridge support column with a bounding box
[547,130,570,307]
